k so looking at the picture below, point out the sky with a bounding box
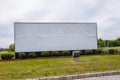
[0,0,120,48]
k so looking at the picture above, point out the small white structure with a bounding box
[72,51,80,62]
[14,22,97,52]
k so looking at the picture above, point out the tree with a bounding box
[0,48,5,51]
[98,37,120,48]
[98,38,105,47]
[116,37,120,41]
[8,44,15,52]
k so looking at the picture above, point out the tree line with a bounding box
[98,37,120,47]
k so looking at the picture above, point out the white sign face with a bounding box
[14,22,97,52]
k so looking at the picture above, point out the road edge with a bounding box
[26,70,120,80]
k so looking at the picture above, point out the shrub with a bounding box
[51,51,60,56]
[61,51,70,56]
[85,50,93,55]
[114,49,118,54]
[79,50,82,55]
[96,49,103,54]
[41,52,50,57]
[102,49,108,55]
[108,49,115,54]
[118,49,120,54]
[19,52,26,59]
[28,52,37,58]
[1,53,14,60]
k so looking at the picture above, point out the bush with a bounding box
[102,49,108,55]
[28,52,37,58]
[41,52,50,57]
[96,49,103,54]
[1,53,14,60]
[51,51,60,56]
[114,49,118,54]
[79,50,82,55]
[19,52,26,59]
[85,50,93,55]
[108,49,115,54]
[61,51,70,56]
[118,49,120,54]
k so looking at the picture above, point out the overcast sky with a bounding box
[0,0,120,48]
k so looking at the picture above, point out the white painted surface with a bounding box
[14,22,97,52]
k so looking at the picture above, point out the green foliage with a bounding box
[80,50,82,55]
[85,50,93,55]
[61,51,70,56]
[98,38,120,48]
[108,49,115,54]
[96,49,103,54]
[0,48,6,51]
[28,52,37,58]
[8,44,15,52]
[98,38,105,47]
[19,52,26,59]
[51,51,60,56]
[41,52,50,57]
[118,49,120,54]
[109,40,120,47]
[114,49,118,54]
[102,49,108,55]
[1,53,14,60]
[117,37,120,41]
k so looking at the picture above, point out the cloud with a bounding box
[0,0,120,47]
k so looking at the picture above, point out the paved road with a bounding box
[75,75,120,80]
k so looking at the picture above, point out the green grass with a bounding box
[0,55,120,80]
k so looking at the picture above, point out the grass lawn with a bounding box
[0,55,120,80]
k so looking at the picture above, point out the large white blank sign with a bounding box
[14,22,97,52]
